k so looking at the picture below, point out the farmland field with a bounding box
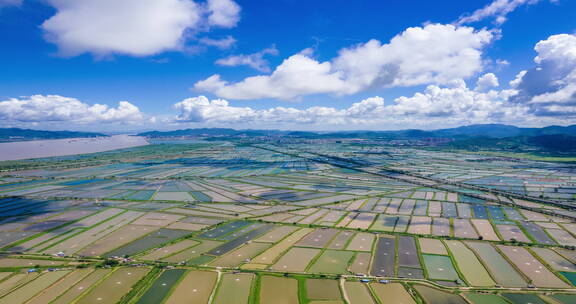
[306,278,343,301]
[465,241,527,287]
[422,254,461,282]
[370,283,416,304]
[308,250,354,274]
[164,270,217,304]
[75,267,149,304]
[136,269,187,304]
[445,240,495,286]
[344,281,376,304]
[0,139,574,303]
[414,285,467,304]
[260,276,299,304]
[270,247,320,272]
[212,273,254,304]
[464,293,510,304]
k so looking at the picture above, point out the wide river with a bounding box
[0,135,149,161]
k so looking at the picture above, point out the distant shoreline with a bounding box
[0,136,106,143]
[0,135,149,161]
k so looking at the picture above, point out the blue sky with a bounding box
[0,0,575,131]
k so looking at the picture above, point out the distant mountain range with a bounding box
[138,124,576,139]
[1,125,574,156]
[444,134,576,154]
[139,128,253,137]
[137,124,576,156]
[0,128,107,141]
[2,124,573,141]
[433,124,576,138]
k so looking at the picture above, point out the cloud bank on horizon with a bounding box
[0,0,574,131]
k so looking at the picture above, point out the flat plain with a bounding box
[0,140,574,303]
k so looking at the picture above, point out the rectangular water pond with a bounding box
[105,228,191,257]
[370,236,395,277]
[136,269,187,304]
[422,254,460,282]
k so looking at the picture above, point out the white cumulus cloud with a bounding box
[335,25,493,88]
[0,95,145,124]
[390,79,522,122]
[216,45,279,72]
[206,0,241,28]
[195,49,350,100]
[194,24,494,100]
[198,36,237,49]
[509,33,576,117]
[509,70,527,88]
[177,74,570,128]
[475,73,500,91]
[42,0,241,57]
[174,96,255,123]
